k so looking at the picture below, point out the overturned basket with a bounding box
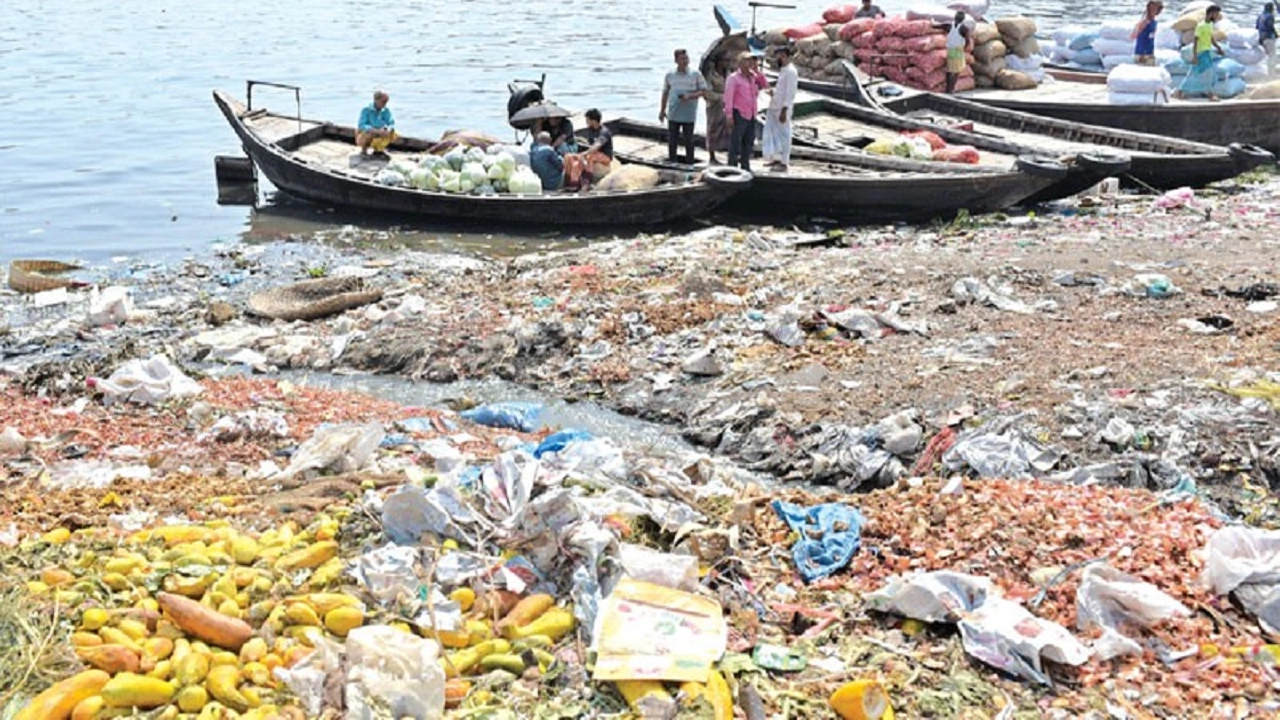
[247,276,383,321]
[8,260,88,294]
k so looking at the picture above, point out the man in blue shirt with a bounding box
[529,132,564,191]
[357,90,396,158]
[1131,1,1163,66]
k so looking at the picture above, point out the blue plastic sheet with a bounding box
[534,429,594,458]
[459,401,544,432]
[771,500,865,583]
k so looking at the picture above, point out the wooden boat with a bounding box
[213,87,747,227]
[963,83,1280,155]
[783,93,1128,203]
[697,32,1118,203]
[838,62,1273,190]
[608,118,1069,222]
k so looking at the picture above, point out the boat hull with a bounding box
[213,90,743,227]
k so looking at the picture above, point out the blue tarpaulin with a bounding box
[533,429,594,458]
[771,500,865,583]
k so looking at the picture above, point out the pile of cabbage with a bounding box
[374,145,544,195]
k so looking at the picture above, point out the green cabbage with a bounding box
[444,148,466,171]
[487,163,509,182]
[461,162,489,187]
[409,168,432,189]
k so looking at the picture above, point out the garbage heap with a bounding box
[3,365,1280,718]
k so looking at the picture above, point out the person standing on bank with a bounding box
[356,90,397,158]
[1132,1,1164,66]
[660,49,708,164]
[763,46,798,172]
[945,12,974,94]
[722,52,768,172]
[1258,2,1278,75]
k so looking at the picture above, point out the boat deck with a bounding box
[957,80,1255,107]
[610,133,987,179]
[791,111,1015,167]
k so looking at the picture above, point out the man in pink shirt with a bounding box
[722,52,769,171]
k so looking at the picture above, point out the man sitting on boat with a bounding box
[530,132,565,191]
[356,90,397,158]
[564,109,614,191]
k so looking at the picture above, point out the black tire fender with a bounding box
[507,86,545,125]
[1076,151,1131,175]
[1016,154,1069,181]
[1228,142,1275,170]
[703,166,754,186]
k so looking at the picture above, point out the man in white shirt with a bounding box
[763,46,798,171]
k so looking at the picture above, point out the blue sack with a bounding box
[1216,57,1245,78]
[1072,48,1102,66]
[1069,30,1100,51]
[460,401,544,432]
[533,428,594,458]
[1219,76,1248,98]
[771,500,865,583]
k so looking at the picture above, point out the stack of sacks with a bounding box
[860,16,974,92]
[864,129,982,163]
[1225,27,1268,81]
[1005,53,1048,83]
[1093,20,1139,70]
[971,22,1008,87]
[1107,63,1172,105]
[994,16,1042,88]
[764,17,855,84]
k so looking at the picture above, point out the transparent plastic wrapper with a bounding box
[618,542,699,591]
[277,626,445,719]
[92,354,203,406]
[1201,526,1280,630]
[275,422,385,480]
[943,427,1063,478]
[866,571,1089,684]
[1076,564,1190,660]
[382,484,491,546]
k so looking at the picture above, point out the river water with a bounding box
[0,0,1262,266]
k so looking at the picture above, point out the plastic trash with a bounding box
[533,428,594,458]
[591,578,728,683]
[382,484,492,546]
[771,500,865,583]
[1201,526,1280,630]
[866,571,1090,684]
[275,422,385,480]
[198,410,289,443]
[91,354,204,406]
[829,679,894,720]
[85,285,134,326]
[943,427,1063,478]
[618,542,699,592]
[1076,564,1190,660]
[752,643,808,672]
[459,401,543,432]
[275,625,446,720]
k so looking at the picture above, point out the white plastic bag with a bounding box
[275,422,385,480]
[1107,64,1173,93]
[86,286,134,327]
[1076,564,1190,660]
[93,354,203,406]
[866,571,1089,684]
[345,626,446,719]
